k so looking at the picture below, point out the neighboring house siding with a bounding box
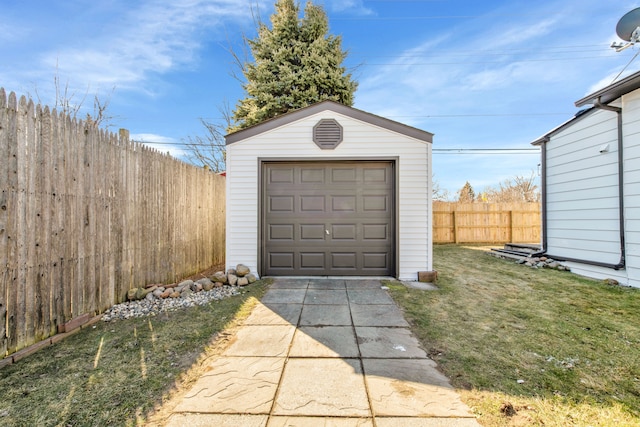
[545,108,622,266]
[622,90,640,287]
[226,110,431,280]
[536,71,640,287]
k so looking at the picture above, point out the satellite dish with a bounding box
[612,8,640,51]
[616,7,640,41]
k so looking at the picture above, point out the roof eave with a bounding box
[529,107,596,146]
[575,70,640,107]
[225,100,434,145]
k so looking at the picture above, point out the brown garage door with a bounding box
[262,161,395,276]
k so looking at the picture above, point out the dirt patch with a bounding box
[500,402,516,416]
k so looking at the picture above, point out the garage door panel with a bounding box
[363,224,388,240]
[269,196,294,212]
[300,224,326,240]
[331,252,357,269]
[331,168,357,182]
[301,195,326,212]
[363,195,388,212]
[263,162,394,276]
[331,224,357,240]
[269,252,295,269]
[270,168,294,183]
[300,253,325,269]
[269,224,294,240]
[364,168,388,183]
[363,253,389,269]
[331,196,356,212]
[300,168,325,183]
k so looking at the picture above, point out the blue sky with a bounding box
[3,0,640,197]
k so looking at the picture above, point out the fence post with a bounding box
[508,210,513,243]
[452,211,458,243]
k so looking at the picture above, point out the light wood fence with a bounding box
[0,89,225,357]
[433,201,541,244]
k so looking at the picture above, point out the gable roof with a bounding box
[575,70,640,107]
[225,100,434,145]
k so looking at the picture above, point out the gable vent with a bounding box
[313,119,343,149]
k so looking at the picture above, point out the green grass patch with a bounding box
[387,245,640,427]
[0,281,269,426]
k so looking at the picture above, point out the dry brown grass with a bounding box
[0,280,269,426]
[387,244,640,427]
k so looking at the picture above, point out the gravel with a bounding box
[101,286,242,322]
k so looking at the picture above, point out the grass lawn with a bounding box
[1,246,639,426]
[0,280,269,427]
[387,244,640,427]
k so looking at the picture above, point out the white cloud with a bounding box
[351,0,638,193]
[15,0,260,101]
[326,0,373,16]
[357,0,628,117]
[130,133,187,158]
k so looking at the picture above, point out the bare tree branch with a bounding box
[479,172,540,203]
[183,101,232,172]
[33,61,116,128]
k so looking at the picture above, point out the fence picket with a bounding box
[0,89,226,357]
[0,88,7,356]
[433,202,541,244]
[40,106,54,337]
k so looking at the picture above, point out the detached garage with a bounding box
[225,100,433,280]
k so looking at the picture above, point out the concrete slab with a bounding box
[273,358,370,417]
[350,304,410,327]
[289,326,359,358]
[347,289,394,305]
[173,357,284,414]
[402,281,439,291]
[223,325,296,357]
[308,279,346,289]
[244,303,303,326]
[355,327,427,358]
[375,418,481,427]
[166,414,268,427]
[299,304,352,326]
[304,289,349,305]
[269,279,310,289]
[345,280,384,289]
[262,289,307,304]
[268,416,373,426]
[163,280,480,427]
[362,358,475,418]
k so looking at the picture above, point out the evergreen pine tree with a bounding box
[457,181,476,203]
[229,0,357,132]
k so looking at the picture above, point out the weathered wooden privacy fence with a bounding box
[433,202,541,244]
[0,89,225,358]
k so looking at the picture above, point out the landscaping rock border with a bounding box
[488,251,571,271]
[102,264,258,322]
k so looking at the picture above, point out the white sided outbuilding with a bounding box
[532,70,640,287]
[224,100,434,280]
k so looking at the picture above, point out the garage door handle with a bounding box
[325,229,330,235]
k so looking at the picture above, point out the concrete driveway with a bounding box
[164,278,480,426]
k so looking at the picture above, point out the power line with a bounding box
[363,55,617,66]
[387,113,572,118]
[433,148,539,154]
[333,15,479,20]
[197,112,574,121]
[354,43,604,52]
[434,148,538,151]
[349,45,609,57]
[134,140,540,154]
